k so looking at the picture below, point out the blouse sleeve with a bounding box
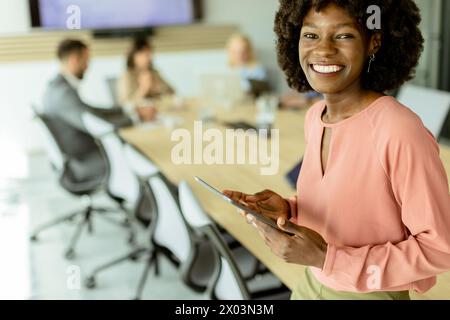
[321,119,450,291]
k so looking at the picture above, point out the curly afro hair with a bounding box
[274,0,424,93]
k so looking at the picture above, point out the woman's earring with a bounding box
[367,54,376,73]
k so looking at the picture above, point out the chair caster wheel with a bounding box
[30,234,38,242]
[85,276,96,289]
[130,253,140,261]
[65,249,76,260]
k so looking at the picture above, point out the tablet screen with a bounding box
[194,176,294,236]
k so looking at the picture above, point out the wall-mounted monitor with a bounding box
[29,0,202,31]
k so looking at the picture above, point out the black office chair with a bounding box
[84,143,207,299]
[178,181,291,300]
[84,144,266,299]
[30,107,132,259]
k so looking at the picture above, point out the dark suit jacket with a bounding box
[42,74,132,181]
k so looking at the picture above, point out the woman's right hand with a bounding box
[222,189,290,221]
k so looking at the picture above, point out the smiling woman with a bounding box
[275,0,424,94]
[224,0,450,301]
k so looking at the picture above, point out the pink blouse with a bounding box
[288,96,450,293]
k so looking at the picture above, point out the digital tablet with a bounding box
[194,176,295,236]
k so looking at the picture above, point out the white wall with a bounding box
[204,0,445,91]
[0,0,285,86]
[203,0,285,91]
[0,0,30,34]
[0,0,284,155]
[0,50,227,153]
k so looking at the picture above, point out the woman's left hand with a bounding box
[247,215,328,269]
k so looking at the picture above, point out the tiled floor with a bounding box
[1,153,205,300]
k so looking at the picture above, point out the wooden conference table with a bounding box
[120,98,450,300]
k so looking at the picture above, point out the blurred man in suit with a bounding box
[43,39,132,181]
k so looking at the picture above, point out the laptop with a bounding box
[249,79,271,98]
[198,70,246,108]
